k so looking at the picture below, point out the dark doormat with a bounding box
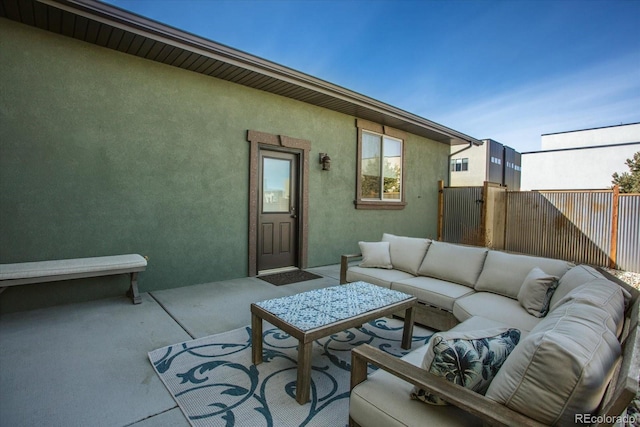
[258,270,322,286]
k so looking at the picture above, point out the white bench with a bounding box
[0,254,147,304]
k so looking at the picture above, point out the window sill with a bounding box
[354,200,407,210]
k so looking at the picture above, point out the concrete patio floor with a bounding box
[0,264,342,427]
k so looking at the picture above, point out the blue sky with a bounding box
[105,0,640,152]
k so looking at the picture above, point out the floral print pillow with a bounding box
[411,328,521,405]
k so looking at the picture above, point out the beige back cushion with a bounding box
[382,234,431,276]
[485,299,621,425]
[550,264,606,308]
[418,241,488,287]
[474,251,573,299]
[551,278,627,337]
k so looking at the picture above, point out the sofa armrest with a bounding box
[597,267,640,316]
[350,344,547,427]
[595,298,640,426]
[340,253,362,284]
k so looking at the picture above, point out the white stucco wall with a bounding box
[450,143,487,186]
[521,143,640,190]
[541,123,640,150]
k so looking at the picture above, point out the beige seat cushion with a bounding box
[474,250,573,299]
[349,344,483,427]
[418,241,488,287]
[346,266,415,289]
[453,292,541,334]
[382,233,431,275]
[391,276,475,311]
[485,298,621,425]
[450,316,531,339]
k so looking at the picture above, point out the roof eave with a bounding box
[11,0,481,146]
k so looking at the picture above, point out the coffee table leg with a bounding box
[251,313,263,365]
[401,306,415,350]
[296,340,313,404]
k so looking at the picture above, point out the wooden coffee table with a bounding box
[250,281,417,404]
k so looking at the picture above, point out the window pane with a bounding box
[361,132,381,199]
[383,137,401,200]
[263,158,291,212]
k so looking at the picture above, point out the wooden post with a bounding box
[481,181,489,248]
[609,185,619,269]
[437,180,444,241]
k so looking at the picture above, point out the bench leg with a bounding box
[127,272,142,304]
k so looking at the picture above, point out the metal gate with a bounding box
[441,186,483,246]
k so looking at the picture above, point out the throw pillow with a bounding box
[411,327,521,405]
[358,241,392,269]
[517,267,559,317]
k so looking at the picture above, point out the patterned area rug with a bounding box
[149,318,432,427]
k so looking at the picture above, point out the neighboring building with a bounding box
[0,0,480,311]
[449,139,521,190]
[521,123,640,190]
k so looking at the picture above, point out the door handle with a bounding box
[290,207,297,218]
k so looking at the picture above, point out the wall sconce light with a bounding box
[319,153,331,171]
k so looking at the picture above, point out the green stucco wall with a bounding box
[0,18,450,312]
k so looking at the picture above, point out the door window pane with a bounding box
[263,158,291,212]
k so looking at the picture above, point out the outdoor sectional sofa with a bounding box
[341,234,640,426]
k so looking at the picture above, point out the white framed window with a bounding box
[450,158,469,172]
[356,120,406,210]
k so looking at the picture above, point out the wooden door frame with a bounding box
[247,130,310,277]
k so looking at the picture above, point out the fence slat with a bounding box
[617,195,640,272]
